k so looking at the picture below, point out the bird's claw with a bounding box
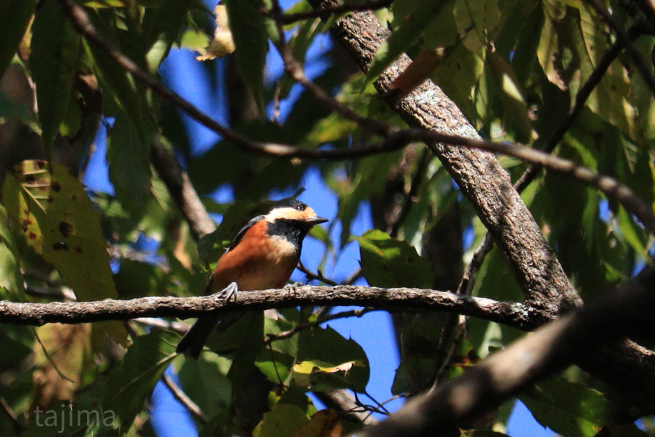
[286,281,303,296]
[218,282,238,302]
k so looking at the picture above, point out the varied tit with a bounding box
[176,199,328,358]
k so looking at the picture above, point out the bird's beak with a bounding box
[307,216,329,225]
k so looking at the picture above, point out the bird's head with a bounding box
[264,199,328,228]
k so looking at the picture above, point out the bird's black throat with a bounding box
[266,218,312,254]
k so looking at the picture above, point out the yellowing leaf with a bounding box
[0,204,26,297]
[196,5,235,61]
[292,360,366,391]
[33,324,92,408]
[253,403,309,437]
[293,409,344,437]
[3,160,127,345]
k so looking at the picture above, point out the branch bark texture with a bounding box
[308,0,655,417]
[312,1,581,315]
[360,265,655,437]
[0,286,542,330]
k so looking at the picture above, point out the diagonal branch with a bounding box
[310,0,581,315]
[309,0,655,413]
[0,285,546,330]
[59,0,655,240]
[360,265,655,437]
[272,0,393,25]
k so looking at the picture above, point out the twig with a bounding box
[314,389,377,424]
[389,148,431,238]
[273,0,393,25]
[58,0,655,237]
[297,260,338,286]
[162,373,209,423]
[0,285,546,330]
[0,397,22,435]
[269,0,390,136]
[265,307,376,343]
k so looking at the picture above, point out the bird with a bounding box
[176,199,328,358]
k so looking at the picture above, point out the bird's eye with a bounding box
[295,203,306,211]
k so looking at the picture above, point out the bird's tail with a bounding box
[176,312,244,359]
[176,315,220,359]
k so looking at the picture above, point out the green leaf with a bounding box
[0,203,25,298]
[537,0,566,90]
[224,0,268,114]
[0,91,40,133]
[453,0,501,52]
[486,51,533,142]
[3,161,117,302]
[143,0,195,72]
[102,330,177,434]
[617,205,649,256]
[293,325,369,392]
[222,312,265,386]
[30,0,81,158]
[364,0,448,88]
[3,161,128,346]
[113,259,165,299]
[106,111,153,218]
[358,229,434,289]
[178,354,233,418]
[392,314,446,395]
[0,0,36,79]
[519,377,607,437]
[253,403,309,437]
[255,311,301,385]
[84,10,153,145]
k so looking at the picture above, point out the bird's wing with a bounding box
[228,214,266,251]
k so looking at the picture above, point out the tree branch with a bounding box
[310,0,655,413]
[360,265,655,437]
[162,373,209,423]
[309,0,581,315]
[272,0,393,25]
[0,285,545,330]
[59,0,655,239]
[150,138,216,240]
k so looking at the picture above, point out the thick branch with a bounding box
[310,0,655,413]
[361,266,655,437]
[311,0,580,315]
[0,286,544,330]
[150,138,216,240]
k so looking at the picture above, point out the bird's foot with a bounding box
[218,282,238,302]
[286,281,303,296]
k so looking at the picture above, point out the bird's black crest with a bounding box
[275,199,307,212]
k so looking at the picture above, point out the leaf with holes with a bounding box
[4,161,116,300]
[0,204,25,298]
[2,161,127,345]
